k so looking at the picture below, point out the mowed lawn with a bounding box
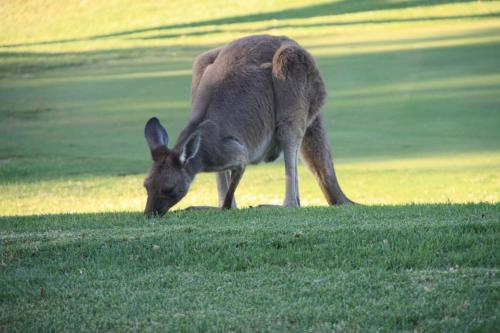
[1,205,498,332]
[1,0,499,331]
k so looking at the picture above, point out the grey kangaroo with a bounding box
[144,35,353,216]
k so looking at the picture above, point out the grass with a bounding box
[1,204,499,331]
[1,0,499,331]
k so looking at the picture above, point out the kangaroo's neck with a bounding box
[180,121,218,176]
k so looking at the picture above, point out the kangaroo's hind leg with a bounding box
[301,114,354,205]
[252,133,302,208]
[272,42,314,207]
[280,129,304,207]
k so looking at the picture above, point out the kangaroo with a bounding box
[144,35,353,216]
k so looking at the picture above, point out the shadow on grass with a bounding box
[136,12,500,41]
[1,203,497,332]
[1,203,497,272]
[0,44,209,76]
[0,0,477,48]
[3,26,499,77]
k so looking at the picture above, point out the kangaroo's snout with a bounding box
[144,196,170,217]
[144,208,167,218]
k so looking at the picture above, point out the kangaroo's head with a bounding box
[143,117,201,216]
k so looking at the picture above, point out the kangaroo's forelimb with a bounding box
[216,171,236,208]
[222,166,245,209]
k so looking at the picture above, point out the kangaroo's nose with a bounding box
[144,196,168,217]
[144,207,167,217]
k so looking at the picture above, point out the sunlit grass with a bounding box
[0,0,498,216]
[1,1,500,72]
[1,153,498,216]
[0,1,500,215]
[0,0,327,45]
[2,1,500,49]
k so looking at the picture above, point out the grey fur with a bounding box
[143,35,353,216]
[216,171,236,208]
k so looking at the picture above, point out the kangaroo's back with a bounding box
[214,35,294,70]
[178,35,296,160]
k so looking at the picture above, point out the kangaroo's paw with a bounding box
[184,206,219,211]
[252,204,282,209]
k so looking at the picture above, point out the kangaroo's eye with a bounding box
[161,188,174,196]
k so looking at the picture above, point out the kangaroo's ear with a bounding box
[180,130,201,164]
[145,117,168,151]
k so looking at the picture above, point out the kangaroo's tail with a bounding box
[301,114,356,205]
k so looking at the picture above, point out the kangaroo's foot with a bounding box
[252,204,282,208]
[184,206,219,211]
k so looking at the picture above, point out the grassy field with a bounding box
[1,205,498,331]
[1,0,499,331]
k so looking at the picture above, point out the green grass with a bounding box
[1,205,499,331]
[1,0,499,331]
